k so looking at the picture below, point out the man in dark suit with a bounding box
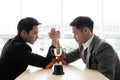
[0,17,57,80]
[48,16,120,80]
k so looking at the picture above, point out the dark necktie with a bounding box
[84,48,87,60]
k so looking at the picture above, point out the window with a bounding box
[0,0,120,56]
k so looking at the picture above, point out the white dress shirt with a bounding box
[82,35,94,50]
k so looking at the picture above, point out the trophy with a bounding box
[51,48,66,75]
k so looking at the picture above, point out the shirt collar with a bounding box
[82,34,94,50]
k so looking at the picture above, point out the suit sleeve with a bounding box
[96,42,118,80]
[65,46,82,64]
[16,45,55,68]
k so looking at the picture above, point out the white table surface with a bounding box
[16,59,109,80]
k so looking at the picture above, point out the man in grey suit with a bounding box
[48,16,120,80]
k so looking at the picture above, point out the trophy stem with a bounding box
[56,57,58,59]
[56,57,60,64]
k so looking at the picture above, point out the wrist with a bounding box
[51,41,57,47]
[51,40,61,48]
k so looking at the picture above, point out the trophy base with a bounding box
[53,64,64,75]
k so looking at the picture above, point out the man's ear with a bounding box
[83,27,90,36]
[21,30,27,37]
[83,27,88,32]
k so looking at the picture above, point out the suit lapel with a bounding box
[81,49,86,63]
[85,35,102,68]
[86,47,91,68]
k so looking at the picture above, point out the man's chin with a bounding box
[29,42,35,44]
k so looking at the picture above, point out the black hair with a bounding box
[70,16,94,32]
[17,17,41,35]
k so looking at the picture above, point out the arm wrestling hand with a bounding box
[58,54,67,65]
[45,58,58,69]
[48,28,61,47]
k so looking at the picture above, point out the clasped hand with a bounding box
[45,54,67,69]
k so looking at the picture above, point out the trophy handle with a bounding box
[62,48,66,53]
[50,48,66,57]
[50,48,55,57]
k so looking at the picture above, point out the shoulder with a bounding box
[7,38,32,51]
[92,36,116,55]
[98,41,113,51]
[14,42,31,51]
[95,40,117,59]
[93,35,113,52]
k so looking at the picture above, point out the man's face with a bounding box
[25,25,39,44]
[72,26,86,44]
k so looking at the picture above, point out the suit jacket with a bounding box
[0,35,55,80]
[65,35,120,80]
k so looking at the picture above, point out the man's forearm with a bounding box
[51,40,61,48]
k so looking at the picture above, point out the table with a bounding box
[16,59,109,80]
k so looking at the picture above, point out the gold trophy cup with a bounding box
[51,48,65,75]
